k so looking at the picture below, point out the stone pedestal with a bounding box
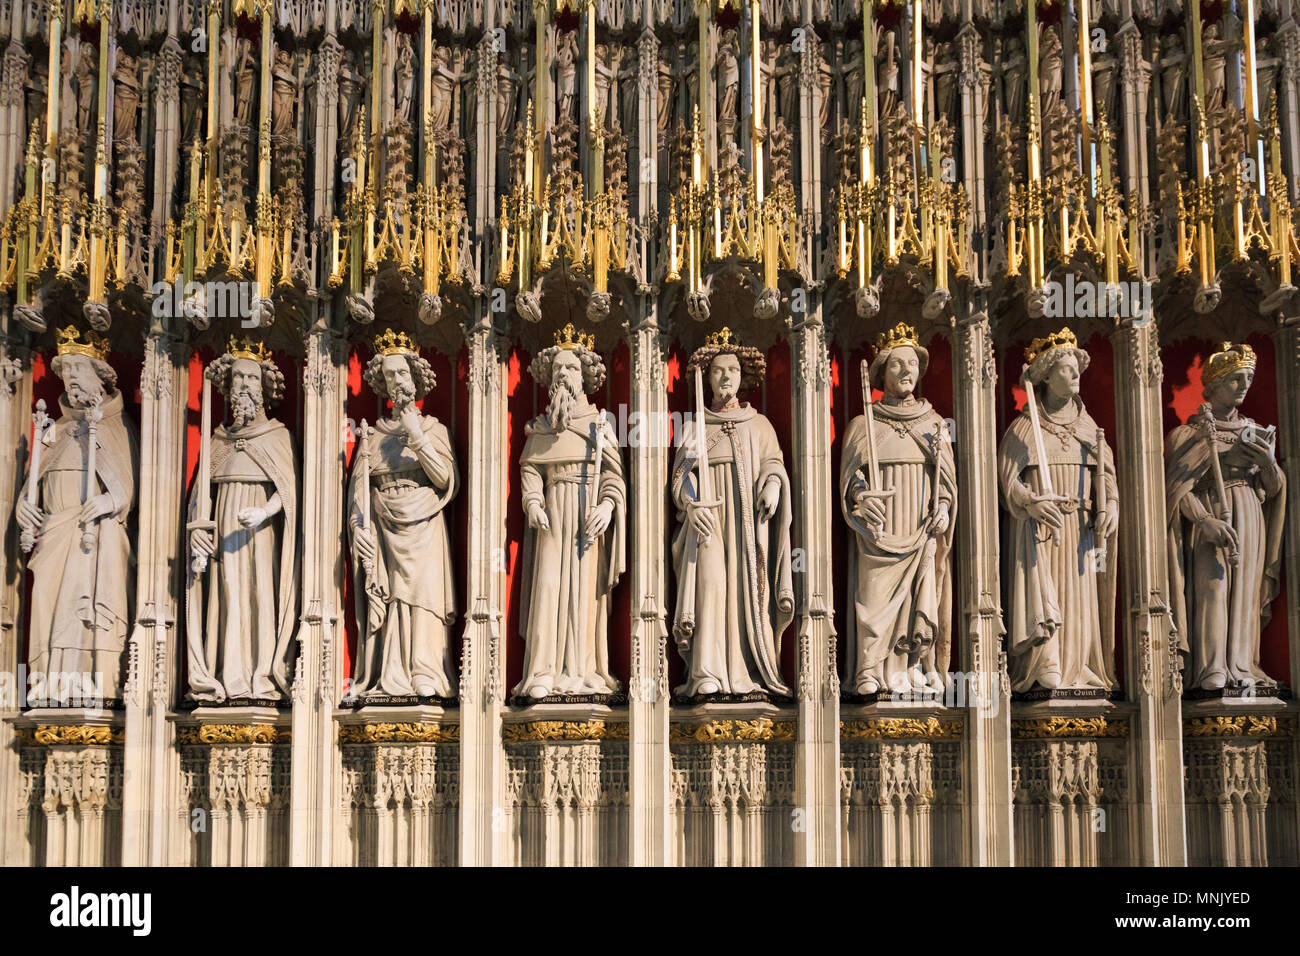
[174,708,291,867]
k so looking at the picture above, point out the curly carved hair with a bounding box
[529,345,608,394]
[1024,345,1090,389]
[361,351,437,401]
[686,342,766,396]
[207,352,287,405]
[51,354,119,393]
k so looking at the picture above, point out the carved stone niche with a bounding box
[174,710,292,867]
[336,706,460,867]
[667,702,797,866]
[501,705,629,866]
[1010,711,1133,866]
[839,714,965,867]
[11,717,125,867]
[1183,714,1298,867]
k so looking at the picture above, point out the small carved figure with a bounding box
[717,29,740,130]
[271,48,298,138]
[74,44,96,134]
[394,35,415,125]
[112,52,141,147]
[234,39,257,129]
[555,29,578,125]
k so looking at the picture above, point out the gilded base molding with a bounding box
[502,720,628,742]
[14,725,126,746]
[177,724,291,745]
[1183,715,1296,739]
[1011,717,1130,739]
[669,718,796,743]
[840,717,963,740]
[339,722,461,744]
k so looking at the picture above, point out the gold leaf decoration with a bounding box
[338,722,460,744]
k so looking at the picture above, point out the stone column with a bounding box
[787,302,839,866]
[626,307,670,865]
[0,8,29,213]
[1273,316,1300,849]
[120,3,187,866]
[1111,319,1185,865]
[0,336,30,865]
[288,7,348,865]
[789,1,838,867]
[287,315,346,866]
[0,0,33,867]
[626,9,670,868]
[120,319,188,866]
[953,303,1014,865]
[954,0,1011,865]
[458,309,507,865]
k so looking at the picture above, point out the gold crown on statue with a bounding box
[228,335,272,363]
[1203,341,1257,385]
[1024,327,1079,365]
[705,327,738,348]
[55,326,109,361]
[374,328,418,356]
[555,323,595,351]
[875,322,922,354]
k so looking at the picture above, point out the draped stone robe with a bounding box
[999,398,1118,692]
[671,404,794,697]
[1165,410,1286,690]
[515,406,626,697]
[186,418,298,702]
[20,391,137,702]
[348,415,459,699]
[839,400,956,692]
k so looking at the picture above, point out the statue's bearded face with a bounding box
[58,355,105,409]
[548,350,583,430]
[882,346,920,399]
[1208,367,1254,409]
[229,358,265,427]
[381,354,417,408]
[708,353,742,405]
[551,350,583,397]
[1043,353,1080,401]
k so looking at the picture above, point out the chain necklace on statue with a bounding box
[1038,402,1082,451]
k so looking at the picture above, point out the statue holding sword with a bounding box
[839,323,956,697]
[15,327,137,706]
[671,328,794,699]
[999,328,1119,693]
[1165,342,1286,693]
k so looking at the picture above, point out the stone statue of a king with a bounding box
[1165,342,1285,692]
[840,323,956,697]
[186,338,299,702]
[672,328,794,698]
[347,329,459,701]
[999,328,1119,693]
[515,324,626,700]
[16,327,138,705]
